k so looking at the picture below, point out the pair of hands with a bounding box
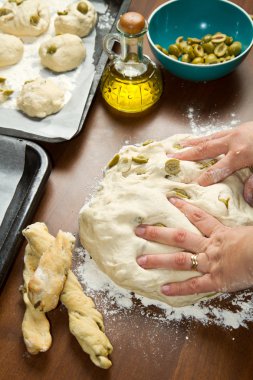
[135,122,253,296]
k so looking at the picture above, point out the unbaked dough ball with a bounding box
[0,0,50,37]
[39,34,86,73]
[17,78,65,118]
[79,135,253,307]
[0,33,23,67]
[55,1,97,38]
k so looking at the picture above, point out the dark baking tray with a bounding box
[0,0,131,143]
[0,137,51,289]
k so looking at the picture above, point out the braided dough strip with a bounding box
[21,223,52,354]
[23,222,113,367]
[24,226,75,312]
[61,270,113,369]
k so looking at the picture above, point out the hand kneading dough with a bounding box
[39,34,86,73]
[0,0,50,37]
[55,1,97,38]
[0,33,23,67]
[79,134,253,307]
[17,78,65,118]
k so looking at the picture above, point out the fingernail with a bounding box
[135,225,146,236]
[169,197,181,205]
[161,285,171,295]
[167,153,175,158]
[137,256,147,267]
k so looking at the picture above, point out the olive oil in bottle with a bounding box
[101,12,163,113]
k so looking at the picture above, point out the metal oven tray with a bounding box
[0,0,131,143]
[0,136,51,289]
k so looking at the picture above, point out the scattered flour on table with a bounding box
[74,247,253,330]
[186,107,241,135]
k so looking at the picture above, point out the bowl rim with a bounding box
[147,0,253,68]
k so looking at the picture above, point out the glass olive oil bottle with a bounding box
[101,12,163,113]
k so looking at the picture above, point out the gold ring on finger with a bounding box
[190,253,199,271]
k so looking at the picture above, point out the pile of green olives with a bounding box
[156,33,242,65]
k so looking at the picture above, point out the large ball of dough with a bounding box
[55,1,97,38]
[79,135,253,307]
[0,0,50,37]
[0,33,23,67]
[39,34,86,73]
[17,78,65,118]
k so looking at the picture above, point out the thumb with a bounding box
[243,174,253,206]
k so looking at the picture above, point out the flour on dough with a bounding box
[79,135,253,307]
[0,33,23,67]
[39,34,86,73]
[55,1,97,38]
[17,77,65,118]
[0,0,50,37]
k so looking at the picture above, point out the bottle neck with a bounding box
[115,34,148,77]
[121,35,144,62]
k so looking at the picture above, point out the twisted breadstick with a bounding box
[21,223,52,354]
[61,270,113,369]
[25,228,75,312]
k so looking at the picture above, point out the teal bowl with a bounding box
[147,0,253,81]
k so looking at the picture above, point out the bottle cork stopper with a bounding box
[119,12,145,35]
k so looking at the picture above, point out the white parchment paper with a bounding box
[0,0,108,140]
[0,136,26,225]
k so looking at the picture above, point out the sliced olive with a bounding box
[224,55,234,61]
[24,79,34,85]
[57,10,68,16]
[192,57,204,64]
[193,44,204,57]
[47,45,57,54]
[214,42,227,57]
[182,45,195,59]
[211,33,226,43]
[165,158,180,176]
[0,77,6,84]
[155,44,163,51]
[132,155,149,164]
[161,48,168,55]
[107,154,120,168]
[3,89,13,96]
[204,53,218,64]
[30,14,40,26]
[225,36,233,45]
[168,44,181,57]
[0,8,11,16]
[8,0,23,3]
[202,41,215,54]
[202,34,212,43]
[218,196,230,209]
[176,36,184,44]
[181,53,190,63]
[168,54,178,60]
[178,40,188,51]
[77,1,89,14]
[172,188,190,199]
[198,159,217,169]
[118,157,131,173]
[142,139,154,146]
[228,41,242,57]
[187,37,201,44]
[173,143,183,150]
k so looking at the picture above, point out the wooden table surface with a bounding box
[1,1,253,379]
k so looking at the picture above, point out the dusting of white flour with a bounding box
[74,247,253,330]
[187,107,241,135]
